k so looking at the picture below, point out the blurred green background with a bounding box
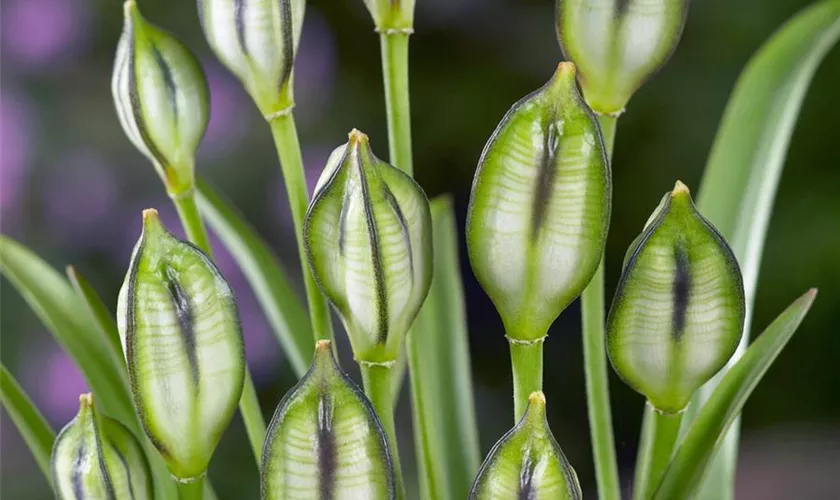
[2,0,839,498]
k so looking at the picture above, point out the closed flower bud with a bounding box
[470,392,581,499]
[362,0,415,31]
[607,181,746,413]
[198,0,304,118]
[51,394,153,500]
[466,62,611,341]
[112,0,209,196]
[261,340,395,499]
[304,130,433,363]
[556,0,689,114]
[117,209,245,480]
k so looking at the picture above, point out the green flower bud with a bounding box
[261,340,395,499]
[112,0,209,196]
[466,62,611,341]
[470,392,581,499]
[51,394,153,500]
[198,0,305,118]
[362,0,415,31]
[304,130,433,363]
[556,0,689,114]
[607,181,746,413]
[117,209,245,480]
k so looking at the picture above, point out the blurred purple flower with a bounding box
[199,63,251,159]
[293,11,337,123]
[25,345,88,423]
[1,0,89,69]
[0,91,33,224]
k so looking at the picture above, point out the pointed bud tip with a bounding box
[315,340,332,353]
[123,0,137,20]
[528,391,547,406]
[347,128,370,146]
[78,393,94,409]
[671,180,690,197]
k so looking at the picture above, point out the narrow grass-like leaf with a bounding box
[261,340,395,499]
[683,3,840,497]
[0,236,134,427]
[408,195,481,499]
[66,265,124,367]
[655,290,817,499]
[0,364,55,482]
[470,392,581,499]
[196,178,312,376]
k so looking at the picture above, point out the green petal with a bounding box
[51,394,153,500]
[556,0,689,114]
[304,130,433,362]
[117,209,245,479]
[607,182,746,413]
[470,392,581,499]
[466,62,611,340]
[261,340,395,499]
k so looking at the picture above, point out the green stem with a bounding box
[269,115,334,344]
[176,477,204,500]
[633,403,683,500]
[579,113,621,500]
[360,363,406,500]
[171,191,266,465]
[379,32,413,175]
[509,339,544,422]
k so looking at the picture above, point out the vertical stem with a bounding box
[360,363,406,500]
[176,477,204,500]
[170,191,266,465]
[580,113,621,500]
[268,115,334,344]
[379,32,413,175]
[632,403,683,500]
[509,339,544,422]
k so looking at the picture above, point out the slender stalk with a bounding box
[170,191,266,465]
[509,339,544,421]
[268,115,334,343]
[176,477,204,500]
[360,363,406,500]
[633,403,683,500]
[580,113,621,500]
[379,32,413,175]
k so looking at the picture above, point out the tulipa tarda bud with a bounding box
[112,0,209,197]
[607,181,746,413]
[51,393,153,500]
[470,392,581,499]
[198,0,305,119]
[466,62,611,342]
[117,209,245,481]
[556,0,690,115]
[304,129,433,364]
[261,340,395,499]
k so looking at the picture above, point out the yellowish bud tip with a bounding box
[123,0,137,19]
[315,340,332,353]
[671,180,690,197]
[347,128,369,146]
[528,391,547,406]
[79,393,94,409]
[555,61,577,78]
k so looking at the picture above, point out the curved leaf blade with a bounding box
[0,364,55,483]
[195,178,312,376]
[66,265,124,366]
[654,290,817,499]
[684,2,840,496]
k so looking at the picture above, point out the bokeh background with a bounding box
[2,0,839,498]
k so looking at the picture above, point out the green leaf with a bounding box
[408,195,481,499]
[196,178,313,377]
[682,2,840,497]
[0,236,133,427]
[0,364,55,483]
[66,265,124,367]
[654,290,817,499]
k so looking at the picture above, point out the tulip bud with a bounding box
[466,62,611,341]
[362,0,415,31]
[304,130,433,363]
[112,1,209,196]
[607,181,746,413]
[261,340,395,499]
[555,0,689,114]
[470,392,581,499]
[117,209,245,480]
[51,394,153,500]
[198,0,305,118]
